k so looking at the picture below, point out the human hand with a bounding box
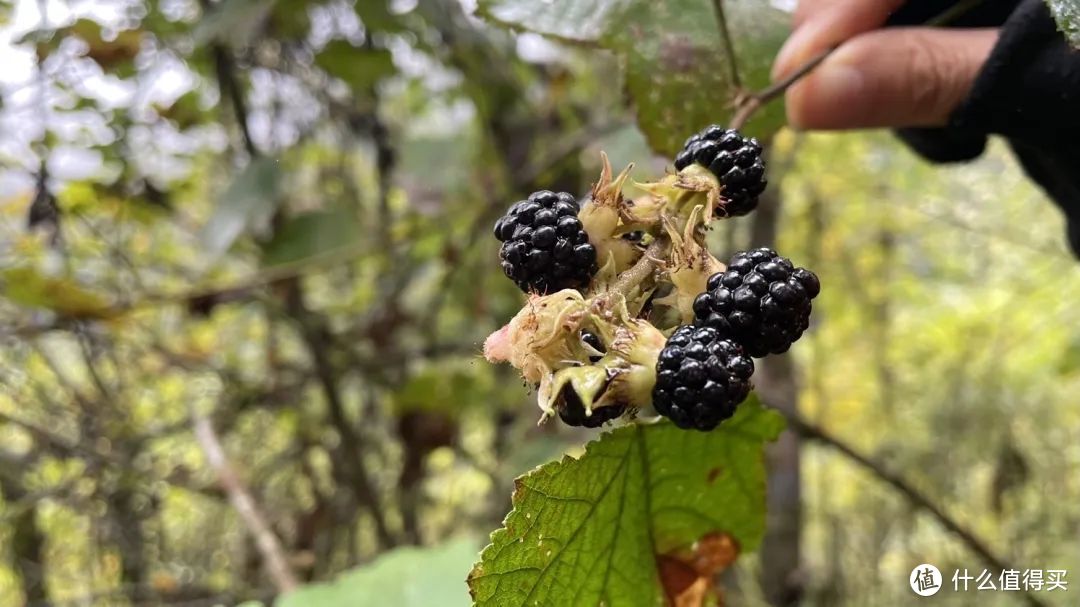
[772,0,1000,129]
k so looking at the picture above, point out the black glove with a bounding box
[888,0,1080,254]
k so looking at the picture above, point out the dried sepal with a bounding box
[654,206,726,323]
[634,164,724,226]
[483,289,589,386]
[580,153,644,275]
[590,318,665,411]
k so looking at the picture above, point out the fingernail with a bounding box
[786,61,866,130]
[811,63,864,105]
[772,34,802,81]
[772,20,820,81]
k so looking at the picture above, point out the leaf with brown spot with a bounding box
[706,466,723,484]
[657,554,708,607]
[659,532,741,607]
[468,397,783,606]
[69,19,142,70]
[477,0,791,154]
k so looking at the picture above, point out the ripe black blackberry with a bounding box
[673,125,766,216]
[494,190,597,294]
[581,330,605,363]
[557,386,625,428]
[693,248,820,358]
[652,325,754,431]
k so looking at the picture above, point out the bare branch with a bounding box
[782,409,1048,607]
[710,0,742,89]
[191,410,299,593]
[287,300,396,548]
[728,47,831,131]
[209,44,256,156]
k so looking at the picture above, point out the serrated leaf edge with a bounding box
[467,402,785,604]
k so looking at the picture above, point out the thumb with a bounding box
[785,28,998,129]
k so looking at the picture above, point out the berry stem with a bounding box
[611,237,669,297]
[728,47,831,131]
[710,0,742,90]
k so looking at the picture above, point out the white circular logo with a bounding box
[910,564,943,596]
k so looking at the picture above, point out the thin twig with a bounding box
[783,410,1048,607]
[285,298,397,549]
[710,0,742,89]
[359,37,395,246]
[0,241,369,341]
[728,0,989,131]
[191,410,299,593]
[211,46,257,157]
[926,0,987,26]
[75,326,112,399]
[729,47,832,131]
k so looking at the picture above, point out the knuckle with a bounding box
[903,33,962,119]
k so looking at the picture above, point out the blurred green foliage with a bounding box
[0,0,1078,606]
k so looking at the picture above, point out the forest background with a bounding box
[0,0,1079,606]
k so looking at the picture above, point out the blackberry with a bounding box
[557,385,625,428]
[581,330,605,363]
[673,125,766,216]
[693,248,820,358]
[652,325,754,431]
[494,190,597,294]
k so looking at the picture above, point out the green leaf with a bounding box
[477,0,789,154]
[1,267,115,319]
[356,1,409,33]
[17,18,142,68]
[476,0,618,43]
[468,397,784,606]
[1045,0,1080,47]
[200,157,283,256]
[398,136,473,194]
[276,538,478,607]
[152,90,206,130]
[270,0,311,39]
[68,18,142,69]
[260,208,360,267]
[193,0,276,48]
[392,359,492,415]
[315,40,396,92]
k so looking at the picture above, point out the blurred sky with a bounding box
[0,0,552,201]
[0,0,197,197]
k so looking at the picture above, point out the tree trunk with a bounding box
[107,486,148,591]
[749,176,805,606]
[3,479,48,605]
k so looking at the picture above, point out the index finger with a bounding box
[793,0,903,29]
[776,0,907,80]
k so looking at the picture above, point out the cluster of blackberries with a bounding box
[674,125,766,217]
[494,190,597,295]
[491,128,820,432]
[653,249,819,430]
